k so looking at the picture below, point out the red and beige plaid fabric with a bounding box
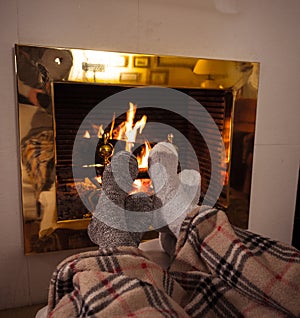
[47,207,300,317]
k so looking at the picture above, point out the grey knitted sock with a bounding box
[102,150,139,207]
[148,142,202,255]
[148,142,182,234]
[124,192,157,244]
[159,169,201,256]
[88,151,140,248]
[148,142,180,207]
[167,169,201,238]
[88,217,141,248]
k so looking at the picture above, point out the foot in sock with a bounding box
[159,169,201,256]
[124,192,162,242]
[101,150,139,207]
[148,142,180,206]
[88,150,141,248]
[148,142,201,255]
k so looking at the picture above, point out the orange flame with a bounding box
[83,130,91,138]
[112,102,147,152]
[109,113,115,139]
[97,125,104,138]
[95,175,102,185]
[137,141,152,170]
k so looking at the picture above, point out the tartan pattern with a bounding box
[48,208,300,317]
[21,130,54,198]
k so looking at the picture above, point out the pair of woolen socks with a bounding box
[88,143,201,253]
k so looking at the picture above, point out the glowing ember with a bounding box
[130,179,153,195]
[95,175,102,185]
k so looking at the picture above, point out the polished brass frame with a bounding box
[15,44,259,254]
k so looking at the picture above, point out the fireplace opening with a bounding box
[53,82,234,224]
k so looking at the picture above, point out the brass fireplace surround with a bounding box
[15,44,259,254]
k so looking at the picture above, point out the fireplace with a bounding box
[53,83,233,222]
[15,44,259,253]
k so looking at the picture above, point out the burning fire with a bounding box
[82,102,153,192]
[112,102,147,152]
[136,141,152,171]
[82,102,148,154]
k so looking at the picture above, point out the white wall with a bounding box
[0,0,299,310]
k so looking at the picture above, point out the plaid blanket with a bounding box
[47,207,300,317]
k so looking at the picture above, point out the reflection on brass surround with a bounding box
[15,44,259,254]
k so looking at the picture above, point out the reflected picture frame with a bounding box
[149,70,169,85]
[120,72,140,82]
[133,56,150,68]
